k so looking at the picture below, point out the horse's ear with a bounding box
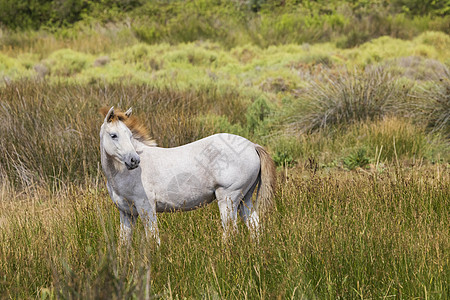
[102,106,115,123]
[125,107,133,118]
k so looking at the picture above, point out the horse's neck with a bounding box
[131,138,150,151]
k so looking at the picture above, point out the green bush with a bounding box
[196,96,275,140]
[0,0,54,29]
[270,135,301,167]
[2,0,448,48]
[245,97,274,136]
[388,56,448,81]
[196,114,247,137]
[130,0,249,46]
[391,0,450,16]
[43,48,93,76]
[0,0,90,29]
[0,0,144,30]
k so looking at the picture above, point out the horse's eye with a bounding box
[110,133,118,139]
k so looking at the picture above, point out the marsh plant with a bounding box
[417,68,450,138]
[288,67,410,133]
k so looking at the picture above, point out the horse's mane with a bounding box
[100,107,157,147]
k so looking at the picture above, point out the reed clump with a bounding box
[287,67,410,133]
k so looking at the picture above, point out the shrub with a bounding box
[130,0,248,47]
[245,96,274,136]
[288,67,410,133]
[414,31,450,53]
[196,114,247,137]
[299,53,334,67]
[260,77,296,93]
[0,53,35,79]
[0,0,144,30]
[197,96,275,140]
[270,135,302,167]
[336,29,371,49]
[273,150,295,167]
[391,0,450,16]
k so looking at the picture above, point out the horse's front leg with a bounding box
[119,210,136,247]
[135,197,160,245]
[107,183,136,247]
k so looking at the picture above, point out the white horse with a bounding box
[100,107,276,244]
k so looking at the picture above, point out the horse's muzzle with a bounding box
[125,155,140,170]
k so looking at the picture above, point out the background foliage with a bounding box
[0,0,449,299]
[0,0,449,47]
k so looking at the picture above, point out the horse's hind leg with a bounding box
[215,188,241,239]
[239,180,259,235]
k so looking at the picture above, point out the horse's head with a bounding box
[100,107,140,170]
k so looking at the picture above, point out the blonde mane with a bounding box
[100,107,157,147]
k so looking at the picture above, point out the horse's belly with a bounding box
[156,172,216,212]
[156,192,215,212]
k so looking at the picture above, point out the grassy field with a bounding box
[1,165,448,299]
[0,5,449,298]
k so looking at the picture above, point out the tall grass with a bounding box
[0,79,448,298]
[270,116,448,169]
[0,166,448,298]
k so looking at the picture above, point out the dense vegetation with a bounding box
[1,0,449,48]
[0,0,449,299]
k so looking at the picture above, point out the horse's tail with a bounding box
[254,144,277,215]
